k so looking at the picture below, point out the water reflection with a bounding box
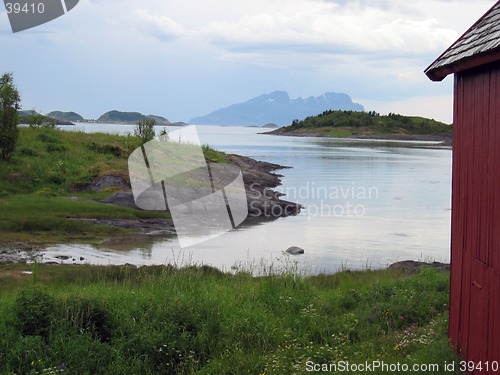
[44,125,452,274]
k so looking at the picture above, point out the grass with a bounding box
[0,127,233,243]
[0,263,461,374]
[0,194,171,243]
[0,127,138,194]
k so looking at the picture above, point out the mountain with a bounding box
[262,123,279,129]
[145,114,170,125]
[46,111,84,122]
[18,110,39,117]
[189,91,364,126]
[18,110,74,125]
[97,111,170,124]
[97,111,147,123]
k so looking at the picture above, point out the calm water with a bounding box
[43,124,452,274]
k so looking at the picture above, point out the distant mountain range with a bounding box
[190,91,364,126]
[39,110,172,125]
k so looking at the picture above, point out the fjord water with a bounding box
[46,125,451,274]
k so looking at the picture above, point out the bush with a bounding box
[134,119,156,144]
[13,289,56,341]
[63,297,113,343]
[85,142,124,157]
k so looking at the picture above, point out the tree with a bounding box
[27,113,56,128]
[134,119,156,144]
[0,73,21,161]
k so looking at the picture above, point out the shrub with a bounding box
[63,297,113,343]
[134,119,156,144]
[12,289,56,341]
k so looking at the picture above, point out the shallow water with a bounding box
[42,125,452,274]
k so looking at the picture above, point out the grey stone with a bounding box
[286,246,305,255]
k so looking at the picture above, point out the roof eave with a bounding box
[425,49,500,81]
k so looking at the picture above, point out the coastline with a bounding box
[265,128,453,147]
[93,154,303,230]
[0,154,302,264]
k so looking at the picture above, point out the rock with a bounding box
[55,255,71,260]
[91,175,129,192]
[388,260,450,274]
[286,246,305,255]
[101,191,139,209]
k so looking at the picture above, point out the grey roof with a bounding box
[425,1,500,81]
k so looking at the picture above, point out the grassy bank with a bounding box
[0,263,460,374]
[0,127,174,243]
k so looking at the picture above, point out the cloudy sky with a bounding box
[0,0,497,124]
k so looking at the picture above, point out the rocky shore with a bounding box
[97,154,303,231]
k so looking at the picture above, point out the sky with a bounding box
[0,0,497,124]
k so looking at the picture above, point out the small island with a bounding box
[268,110,453,145]
[97,111,171,125]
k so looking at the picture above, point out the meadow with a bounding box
[0,126,171,243]
[0,263,461,374]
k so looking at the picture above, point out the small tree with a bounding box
[134,119,156,144]
[27,113,56,128]
[0,73,21,161]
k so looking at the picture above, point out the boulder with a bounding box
[388,260,450,274]
[91,175,129,191]
[101,191,138,209]
[286,246,305,255]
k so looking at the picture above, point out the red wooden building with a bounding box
[425,1,500,369]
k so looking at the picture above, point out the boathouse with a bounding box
[425,0,500,369]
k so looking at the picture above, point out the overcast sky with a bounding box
[0,0,497,124]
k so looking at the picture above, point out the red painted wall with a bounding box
[450,60,500,372]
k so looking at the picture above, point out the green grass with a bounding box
[0,127,191,242]
[0,127,140,194]
[0,194,172,243]
[0,264,461,374]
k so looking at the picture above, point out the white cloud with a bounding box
[199,0,458,57]
[132,9,186,41]
[1,0,496,122]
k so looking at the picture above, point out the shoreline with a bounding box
[0,154,302,264]
[0,255,450,275]
[265,128,453,147]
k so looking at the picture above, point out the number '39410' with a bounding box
[5,2,45,14]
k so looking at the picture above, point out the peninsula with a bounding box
[0,127,300,262]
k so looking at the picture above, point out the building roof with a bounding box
[425,1,500,81]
